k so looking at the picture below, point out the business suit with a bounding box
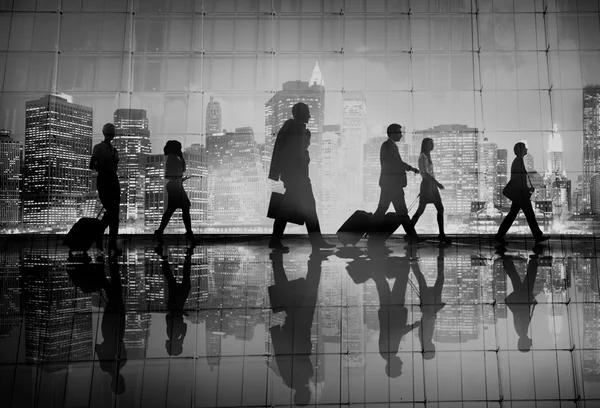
[269,118,324,243]
[374,138,418,237]
[497,157,543,239]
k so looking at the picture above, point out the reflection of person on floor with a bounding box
[163,249,192,356]
[95,259,127,394]
[268,250,326,406]
[373,253,419,378]
[413,246,446,359]
[502,248,541,353]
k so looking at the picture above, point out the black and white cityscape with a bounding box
[1,0,600,234]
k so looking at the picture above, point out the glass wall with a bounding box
[0,0,599,234]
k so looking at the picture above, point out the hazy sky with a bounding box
[0,4,598,180]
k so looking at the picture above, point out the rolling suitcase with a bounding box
[368,212,403,241]
[336,210,373,246]
[63,208,104,254]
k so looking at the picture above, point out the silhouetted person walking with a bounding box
[410,138,451,244]
[413,246,446,359]
[268,102,334,251]
[95,259,127,394]
[267,250,327,406]
[374,123,422,243]
[495,142,549,244]
[90,123,122,256]
[372,250,419,378]
[501,247,542,352]
[154,140,197,246]
[162,248,193,356]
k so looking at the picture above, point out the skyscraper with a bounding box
[479,137,497,203]
[548,124,565,175]
[414,125,479,219]
[0,130,22,229]
[145,153,166,228]
[206,96,222,136]
[341,94,367,210]
[319,125,342,230]
[113,109,151,230]
[583,85,600,213]
[207,128,267,228]
[363,136,387,206]
[23,94,93,230]
[496,149,508,208]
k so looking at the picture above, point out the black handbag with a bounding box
[502,174,534,202]
[266,192,305,225]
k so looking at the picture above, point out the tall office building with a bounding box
[548,124,565,175]
[23,94,93,230]
[496,149,508,208]
[479,137,497,203]
[414,125,479,218]
[206,96,222,136]
[21,250,93,365]
[583,85,600,213]
[363,136,387,206]
[0,130,22,229]
[185,143,208,228]
[341,95,367,210]
[207,128,267,227]
[544,124,570,218]
[319,125,342,230]
[145,154,166,228]
[113,109,151,230]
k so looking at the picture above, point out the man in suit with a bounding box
[268,102,334,251]
[374,123,422,242]
[90,123,122,256]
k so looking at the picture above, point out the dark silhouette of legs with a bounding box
[496,200,521,238]
[157,204,177,232]
[375,188,418,238]
[98,180,121,252]
[520,199,543,238]
[410,200,428,226]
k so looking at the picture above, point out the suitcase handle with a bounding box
[96,207,105,219]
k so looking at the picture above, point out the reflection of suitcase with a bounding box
[368,212,403,240]
[337,210,373,246]
[63,209,104,253]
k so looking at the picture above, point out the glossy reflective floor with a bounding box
[1,234,599,408]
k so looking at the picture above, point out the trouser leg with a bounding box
[497,201,521,238]
[392,190,417,237]
[521,199,543,237]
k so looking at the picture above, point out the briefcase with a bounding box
[267,192,304,225]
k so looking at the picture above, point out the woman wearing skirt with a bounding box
[410,138,451,244]
[154,140,197,246]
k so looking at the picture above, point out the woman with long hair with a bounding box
[410,138,451,244]
[154,140,196,246]
[495,142,549,244]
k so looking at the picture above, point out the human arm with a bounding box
[418,154,444,188]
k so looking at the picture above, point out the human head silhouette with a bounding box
[386,123,403,142]
[166,339,183,356]
[420,137,434,154]
[164,140,183,156]
[102,123,116,142]
[292,102,310,124]
[514,142,527,158]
